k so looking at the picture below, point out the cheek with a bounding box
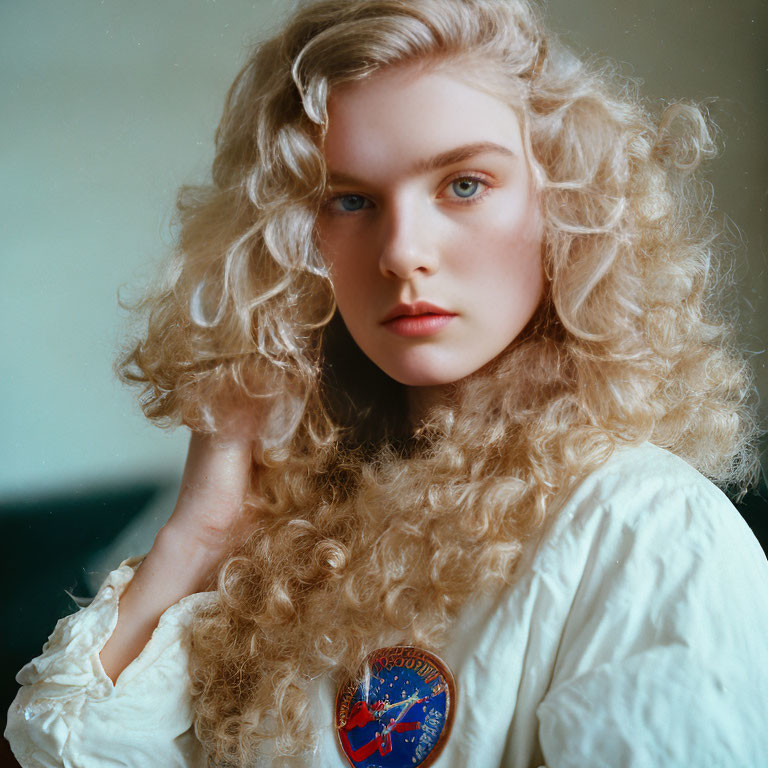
[478,249,543,320]
[326,250,364,289]
[316,223,353,287]
[315,231,370,320]
[314,219,338,270]
[452,193,544,294]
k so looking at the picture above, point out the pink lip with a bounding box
[381,301,457,338]
[381,301,454,323]
[384,313,456,337]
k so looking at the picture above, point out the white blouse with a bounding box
[6,442,768,767]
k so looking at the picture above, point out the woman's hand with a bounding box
[165,382,304,555]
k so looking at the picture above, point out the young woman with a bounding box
[7,1,768,766]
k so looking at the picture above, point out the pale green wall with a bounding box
[1,0,765,501]
[0,1,287,500]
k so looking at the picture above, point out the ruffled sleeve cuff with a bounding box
[5,557,216,768]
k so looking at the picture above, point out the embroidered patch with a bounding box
[335,646,456,768]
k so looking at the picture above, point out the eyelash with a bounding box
[323,173,493,215]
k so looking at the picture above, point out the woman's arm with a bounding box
[99,432,254,683]
[5,433,260,767]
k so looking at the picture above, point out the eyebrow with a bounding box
[327,141,517,186]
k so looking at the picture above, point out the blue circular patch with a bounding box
[335,646,456,768]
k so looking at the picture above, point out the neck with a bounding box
[407,384,451,431]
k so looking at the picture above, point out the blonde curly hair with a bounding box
[117,0,759,763]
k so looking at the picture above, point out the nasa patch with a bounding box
[335,646,456,768]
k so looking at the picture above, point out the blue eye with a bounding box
[336,194,368,212]
[451,178,480,198]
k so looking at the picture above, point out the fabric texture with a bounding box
[6,442,768,767]
[5,557,214,768]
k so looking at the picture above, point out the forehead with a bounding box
[321,63,525,177]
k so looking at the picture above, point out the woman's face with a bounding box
[315,63,544,388]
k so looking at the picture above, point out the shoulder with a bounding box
[532,441,768,662]
[527,441,768,674]
[544,441,755,559]
[533,443,768,764]
[563,440,731,516]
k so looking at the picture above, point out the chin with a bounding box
[379,361,471,388]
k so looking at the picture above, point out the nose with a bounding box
[377,200,439,280]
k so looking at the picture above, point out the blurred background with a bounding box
[1,0,766,761]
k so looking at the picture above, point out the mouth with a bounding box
[381,302,457,338]
[381,301,456,324]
